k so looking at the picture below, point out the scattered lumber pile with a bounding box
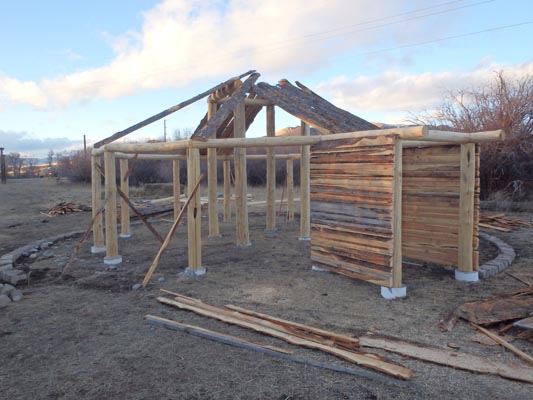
[440,283,533,366]
[46,202,91,216]
[479,213,533,232]
[155,291,412,380]
[150,291,533,383]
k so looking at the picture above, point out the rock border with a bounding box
[0,230,85,287]
[478,231,516,279]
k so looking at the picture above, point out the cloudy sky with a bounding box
[1,0,532,157]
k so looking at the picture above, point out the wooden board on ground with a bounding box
[457,296,533,325]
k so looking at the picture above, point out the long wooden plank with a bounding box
[360,336,533,383]
[157,297,412,380]
[224,304,360,350]
[472,324,533,365]
[145,314,409,385]
[94,70,255,147]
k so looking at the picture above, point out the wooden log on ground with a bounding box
[225,304,360,350]
[157,296,412,380]
[145,314,409,385]
[457,296,533,325]
[360,336,533,383]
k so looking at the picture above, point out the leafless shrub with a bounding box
[412,71,533,198]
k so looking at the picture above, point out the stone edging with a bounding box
[478,231,516,279]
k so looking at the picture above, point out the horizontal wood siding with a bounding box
[402,145,479,268]
[310,135,397,287]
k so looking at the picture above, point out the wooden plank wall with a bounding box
[402,144,479,269]
[310,135,398,287]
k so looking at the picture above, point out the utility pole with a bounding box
[83,134,87,159]
[164,119,167,142]
[0,147,6,183]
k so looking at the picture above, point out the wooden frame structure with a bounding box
[90,71,504,297]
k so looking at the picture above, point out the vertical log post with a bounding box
[91,154,105,253]
[391,141,403,289]
[456,143,478,281]
[234,100,250,246]
[186,145,204,274]
[172,160,181,220]
[381,139,406,299]
[207,98,221,237]
[223,160,231,222]
[299,121,311,240]
[286,158,295,221]
[119,158,131,238]
[265,105,276,230]
[103,150,122,265]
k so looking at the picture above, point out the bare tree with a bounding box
[7,152,25,178]
[26,157,39,177]
[47,150,55,167]
[412,71,533,198]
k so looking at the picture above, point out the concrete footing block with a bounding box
[103,256,123,265]
[380,286,407,300]
[119,233,132,239]
[208,234,222,239]
[311,265,328,272]
[236,243,252,248]
[91,246,106,254]
[455,270,479,282]
[183,267,207,276]
[298,237,311,241]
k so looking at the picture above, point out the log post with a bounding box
[172,160,181,220]
[103,150,121,264]
[381,139,406,299]
[91,154,105,253]
[223,160,231,221]
[286,158,295,221]
[266,105,276,230]
[234,100,250,246]
[299,121,311,240]
[391,141,403,289]
[119,159,131,238]
[207,98,221,237]
[186,145,204,274]
[456,143,477,281]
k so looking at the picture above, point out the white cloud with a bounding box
[316,62,533,116]
[0,0,464,108]
[0,76,48,108]
[0,130,83,158]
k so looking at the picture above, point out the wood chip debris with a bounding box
[479,213,533,232]
[46,202,91,216]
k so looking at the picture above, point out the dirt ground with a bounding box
[0,178,532,400]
